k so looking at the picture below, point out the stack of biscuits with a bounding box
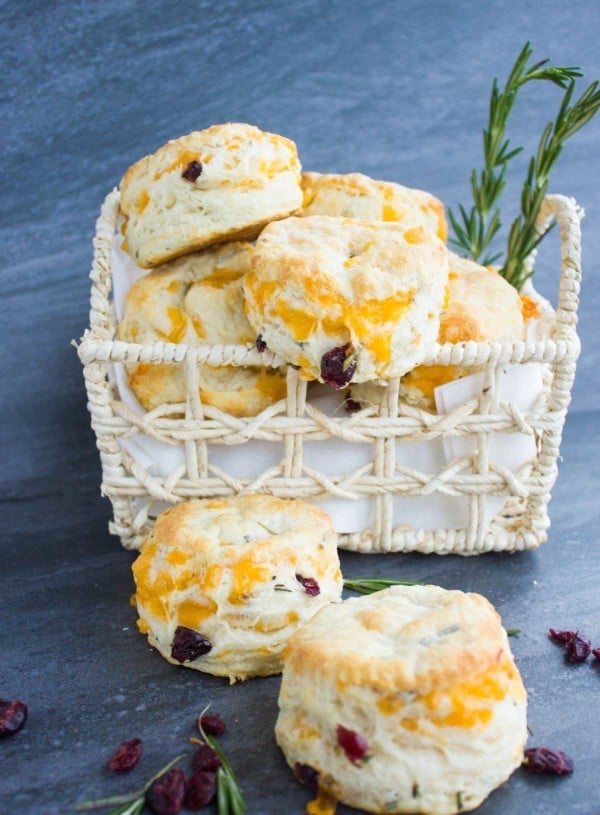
[118,123,531,814]
[117,121,530,417]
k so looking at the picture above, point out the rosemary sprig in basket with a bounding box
[449,42,600,289]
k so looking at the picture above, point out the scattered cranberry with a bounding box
[592,647,600,661]
[256,335,267,352]
[0,699,28,738]
[336,724,368,763]
[146,767,186,815]
[199,712,226,737]
[320,343,357,389]
[523,747,574,776]
[549,629,578,644]
[184,771,217,810]
[564,633,591,663]
[192,744,221,773]
[108,737,143,772]
[549,629,591,663]
[170,626,212,663]
[294,762,319,790]
[295,574,320,596]
[181,161,202,182]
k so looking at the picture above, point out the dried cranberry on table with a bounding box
[0,698,28,738]
[592,647,600,661]
[181,161,202,182]
[523,747,574,775]
[170,626,212,663]
[548,628,591,663]
[108,737,143,772]
[296,574,320,596]
[146,767,186,815]
[336,724,369,763]
[320,343,357,389]
[548,628,578,644]
[198,712,226,737]
[184,771,217,810]
[564,633,591,663]
[192,743,222,773]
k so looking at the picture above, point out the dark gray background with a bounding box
[1,1,599,813]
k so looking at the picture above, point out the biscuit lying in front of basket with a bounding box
[131,495,343,681]
[300,171,447,241]
[352,252,525,411]
[243,215,449,386]
[117,241,287,416]
[276,584,527,815]
[119,122,302,268]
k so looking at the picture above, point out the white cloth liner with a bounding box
[111,235,552,534]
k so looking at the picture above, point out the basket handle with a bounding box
[536,194,582,333]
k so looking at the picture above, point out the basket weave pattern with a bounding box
[78,191,582,554]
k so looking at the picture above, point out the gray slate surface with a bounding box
[1,1,599,813]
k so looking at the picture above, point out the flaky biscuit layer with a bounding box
[132,496,343,681]
[276,585,527,814]
[244,216,449,384]
[117,242,287,416]
[119,123,302,267]
[301,171,447,241]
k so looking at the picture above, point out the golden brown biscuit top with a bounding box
[282,584,510,693]
[301,171,447,241]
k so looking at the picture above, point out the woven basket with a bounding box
[78,190,582,555]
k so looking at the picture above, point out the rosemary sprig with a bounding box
[449,42,582,267]
[198,712,246,815]
[75,753,185,813]
[343,577,422,595]
[500,78,600,288]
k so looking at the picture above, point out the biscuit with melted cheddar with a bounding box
[119,123,302,267]
[276,584,527,814]
[132,495,343,681]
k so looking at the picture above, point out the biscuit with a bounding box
[131,495,343,681]
[243,216,449,385]
[275,584,527,814]
[119,123,302,267]
[352,252,525,410]
[117,242,287,416]
[301,171,447,241]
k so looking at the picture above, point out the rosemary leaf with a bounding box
[449,42,586,270]
[75,753,184,813]
[343,577,422,595]
[198,718,247,815]
[506,628,522,636]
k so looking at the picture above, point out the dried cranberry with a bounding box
[199,712,226,736]
[549,628,578,644]
[192,744,222,773]
[336,724,368,763]
[523,747,574,775]
[294,762,319,790]
[0,699,28,738]
[181,161,202,182]
[564,633,591,663]
[592,647,600,661]
[184,771,217,810]
[108,737,143,772]
[320,343,357,389]
[256,335,267,352]
[170,626,212,663]
[295,574,320,596]
[146,767,186,815]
